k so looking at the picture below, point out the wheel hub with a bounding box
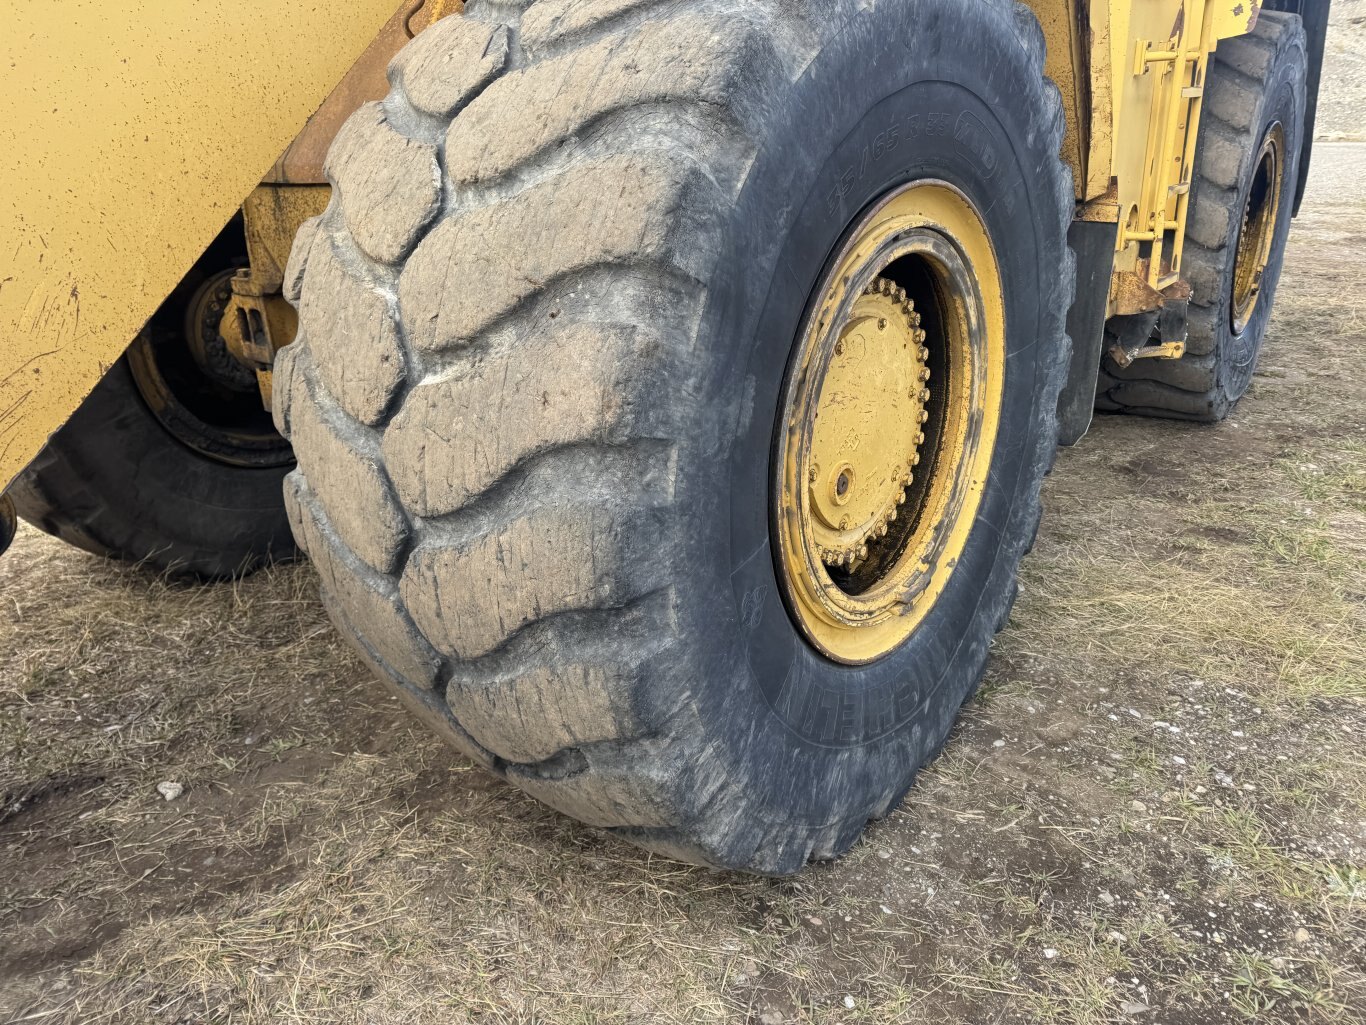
[127,266,293,469]
[1231,121,1284,335]
[186,270,260,393]
[806,279,930,568]
[775,181,1006,665]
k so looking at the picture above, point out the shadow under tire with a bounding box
[280,0,1073,874]
[1097,11,1308,423]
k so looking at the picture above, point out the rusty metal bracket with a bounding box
[1107,283,1191,368]
[220,185,330,409]
[1110,268,1167,317]
[1112,339,1187,367]
[222,278,297,410]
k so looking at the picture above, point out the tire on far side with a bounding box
[1098,12,1308,422]
[11,224,296,578]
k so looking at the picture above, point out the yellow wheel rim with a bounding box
[775,181,1005,665]
[1231,122,1284,335]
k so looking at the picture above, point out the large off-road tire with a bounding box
[11,227,296,578]
[281,0,1073,873]
[1098,12,1307,422]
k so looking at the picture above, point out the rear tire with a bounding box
[1097,12,1308,422]
[282,0,1072,873]
[11,226,296,579]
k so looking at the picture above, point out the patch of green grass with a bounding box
[1254,520,1340,565]
[1199,807,1366,912]
[1281,448,1366,508]
[1227,952,1343,1021]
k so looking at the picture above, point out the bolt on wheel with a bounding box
[775,180,1006,665]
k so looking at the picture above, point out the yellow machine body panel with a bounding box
[1,0,1272,498]
[1103,0,1261,287]
[0,0,402,491]
[1027,0,1260,203]
[1024,0,1262,328]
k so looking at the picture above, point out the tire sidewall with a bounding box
[656,0,1069,850]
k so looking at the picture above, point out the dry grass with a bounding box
[3,27,1366,1025]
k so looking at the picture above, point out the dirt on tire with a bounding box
[277,0,1073,873]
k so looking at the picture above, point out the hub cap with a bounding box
[1231,121,1284,335]
[806,278,930,569]
[775,181,1006,665]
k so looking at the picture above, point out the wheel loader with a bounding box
[0,0,1332,873]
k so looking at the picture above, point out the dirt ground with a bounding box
[4,12,1365,1025]
[1319,0,1366,139]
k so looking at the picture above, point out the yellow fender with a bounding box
[0,0,405,491]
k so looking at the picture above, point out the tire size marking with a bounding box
[826,118,902,214]
[826,112,941,215]
[826,109,1007,218]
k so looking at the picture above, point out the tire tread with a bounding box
[283,0,1075,871]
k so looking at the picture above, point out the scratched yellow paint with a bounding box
[0,0,402,491]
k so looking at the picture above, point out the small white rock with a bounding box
[1044,948,1059,959]
[156,781,183,802]
[1130,800,1148,813]
[843,995,856,1009]
[1121,1000,1150,1015]
[993,739,1006,748]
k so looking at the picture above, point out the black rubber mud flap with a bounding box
[1057,219,1117,446]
